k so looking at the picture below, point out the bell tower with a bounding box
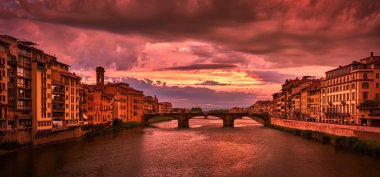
[96,66,105,88]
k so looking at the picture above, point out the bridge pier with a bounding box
[178,115,189,128]
[223,114,234,127]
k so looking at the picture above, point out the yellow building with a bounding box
[0,35,81,134]
[306,82,321,121]
[321,53,380,125]
[51,61,81,128]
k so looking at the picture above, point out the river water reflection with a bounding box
[1,117,379,177]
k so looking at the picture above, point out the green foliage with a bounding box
[87,121,141,136]
[190,107,203,113]
[0,141,31,150]
[268,124,380,157]
[0,141,20,150]
[148,116,176,124]
[208,109,229,113]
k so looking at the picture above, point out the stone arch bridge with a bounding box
[143,112,269,128]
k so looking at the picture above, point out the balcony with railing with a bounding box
[53,106,65,112]
[324,112,351,116]
[17,106,31,110]
[18,95,32,100]
[52,79,65,85]
[53,88,65,94]
[53,97,65,103]
[7,57,17,65]
[17,50,31,58]
[17,124,32,130]
[52,112,64,120]
[358,100,380,110]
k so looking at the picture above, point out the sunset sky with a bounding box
[1,0,379,110]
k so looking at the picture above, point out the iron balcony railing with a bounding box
[324,112,351,116]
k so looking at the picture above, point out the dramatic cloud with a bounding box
[159,64,237,71]
[114,77,256,110]
[247,70,299,84]
[196,80,230,86]
[1,0,379,67]
[0,19,147,70]
[1,0,379,108]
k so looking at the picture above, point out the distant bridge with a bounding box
[143,112,270,128]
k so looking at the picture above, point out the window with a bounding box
[25,69,31,77]
[362,83,369,89]
[17,79,25,87]
[17,67,24,76]
[0,44,6,52]
[352,92,355,100]
[17,100,24,109]
[377,73,379,79]
[377,83,379,88]
[376,94,380,100]
[363,92,368,100]
[363,73,368,79]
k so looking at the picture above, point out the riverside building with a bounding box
[0,35,81,134]
[321,52,380,126]
[144,95,159,113]
[158,102,173,113]
[84,67,145,124]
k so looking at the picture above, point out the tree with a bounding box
[190,107,203,113]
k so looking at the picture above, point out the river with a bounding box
[0,117,379,177]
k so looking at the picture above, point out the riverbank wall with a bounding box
[32,127,85,145]
[270,117,380,141]
[0,126,87,148]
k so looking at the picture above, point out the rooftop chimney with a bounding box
[371,52,373,57]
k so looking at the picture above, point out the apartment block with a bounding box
[248,100,272,115]
[305,82,321,121]
[0,35,81,134]
[158,102,173,113]
[272,92,285,117]
[144,95,158,113]
[281,76,317,118]
[321,53,380,125]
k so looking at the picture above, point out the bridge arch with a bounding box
[143,113,181,126]
[187,114,224,128]
[143,113,269,128]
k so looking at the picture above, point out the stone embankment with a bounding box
[271,117,380,141]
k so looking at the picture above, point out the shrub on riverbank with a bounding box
[268,124,380,157]
[87,120,141,136]
[148,116,176,124]
[0,141,20,150]
[0,141,31,150]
